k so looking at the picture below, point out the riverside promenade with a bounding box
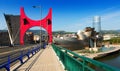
[74,44,120,59]
[16,45,65,71]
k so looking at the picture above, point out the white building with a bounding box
[103,34,118,40]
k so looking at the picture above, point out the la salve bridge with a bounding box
[0,44,120,71]
[0,7,120,71]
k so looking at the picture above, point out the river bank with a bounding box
[74,44,120,59]
[97,51,120,68]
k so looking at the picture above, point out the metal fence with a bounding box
[0,45,41,71]
[52,44,120,71]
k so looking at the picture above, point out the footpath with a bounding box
[16,45,65,71]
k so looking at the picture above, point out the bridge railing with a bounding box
[0,45,41,71]
[52,44,120,71]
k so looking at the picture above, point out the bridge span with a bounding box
[0,44,120,71]
[15,45,64,71]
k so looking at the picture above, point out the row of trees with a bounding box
[103,37,120,44]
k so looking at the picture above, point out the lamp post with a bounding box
[33,6,42,46]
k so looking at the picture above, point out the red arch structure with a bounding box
[20,7,52,45]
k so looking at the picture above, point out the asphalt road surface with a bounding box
[0,44,41,65]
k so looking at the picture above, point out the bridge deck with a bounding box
[17,45,65,71]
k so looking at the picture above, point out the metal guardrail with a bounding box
[52,44,120,71]
[0,45,41,71]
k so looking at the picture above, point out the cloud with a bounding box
[100,10,120,30]
[53,6,120,32]
[70,9,120,31]
[68,17,93,32]
[102,10,120,21]
[56,17,93,32]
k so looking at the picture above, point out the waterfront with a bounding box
[58,44,120,69]
[97,51,120,68]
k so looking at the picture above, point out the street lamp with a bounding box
[33,6,42,46]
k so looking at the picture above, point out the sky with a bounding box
[0,0,120,32]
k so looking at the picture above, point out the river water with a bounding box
[96,51,120,68]
[58,44,120,69]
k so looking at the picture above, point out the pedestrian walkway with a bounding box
[16,45,65,71]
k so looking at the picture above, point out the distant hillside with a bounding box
[101,30,120,34]
[1,29,120,35]
[0,30,47,35]
[52,30,76,35]
[116,30,120,33]
[28,30,47,35]
[53,30,120,35]
[0,30,7,32]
